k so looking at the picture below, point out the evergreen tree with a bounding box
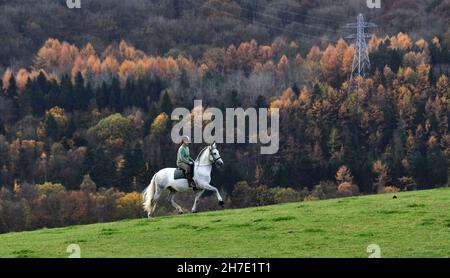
[149,77,163,102]
[389,49,402,73]
[85,82,94,109]
[426,137,448,187]
[45,113,59,140]
[6,74,19,122]
[159,90,173,115]
[256,95,267,109]
[109,77,122,112]
[36,71,49,93]
[84,146,116,188]
[120,143,145,191]
[48,82,60,108]
[30,88,46,117]
[125,80,145,108]
[0,117,5,134]
[370,40,391,74]
[121,78,132,109]
[96,81,110,109]
[65,116,76,138]
[406,133,427,187]
[179,69,190,90]
[60,74,75,111]
[5,73,18,99]
[29,72,50,117]
[74,72,90,111]
[144,103,160,136]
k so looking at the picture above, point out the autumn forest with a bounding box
[0,0,449,233]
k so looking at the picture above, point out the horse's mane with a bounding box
[195,146,209,162]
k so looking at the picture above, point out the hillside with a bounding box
[0,0,449,233]
[1,0,449,67]
[1,188,450,258]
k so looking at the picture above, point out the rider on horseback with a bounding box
[177,135,196,189]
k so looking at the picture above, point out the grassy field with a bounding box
[1,188,450,258]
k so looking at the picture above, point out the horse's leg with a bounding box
[191,190,205,213]
[200,184,224,207]
[149,187,162,217]
[168,190,184,214]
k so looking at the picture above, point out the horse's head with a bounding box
[209,142,224,168]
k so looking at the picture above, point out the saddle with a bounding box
[174,164,194,180]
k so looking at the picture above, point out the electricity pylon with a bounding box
[345,14,377,93]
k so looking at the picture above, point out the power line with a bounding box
[260,0,387,38]
[260,4,351,25]
[186,0,340,43]
[237,4,341,32]
[248,20,339,43]
[188,0,349,43]
[259,0,376,20]
[77,1,350,44]
[203,0,341,33]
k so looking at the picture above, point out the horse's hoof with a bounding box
[178,211,184,215]
[219,201,224,208]
[191,210,197,214]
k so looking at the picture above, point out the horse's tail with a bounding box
[142,174,157,215]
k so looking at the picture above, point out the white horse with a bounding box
[142,142,224,217]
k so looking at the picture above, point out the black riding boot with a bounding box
[186,173,195,188]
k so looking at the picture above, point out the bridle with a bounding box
[211,147,223,164]
[195,145,222,167]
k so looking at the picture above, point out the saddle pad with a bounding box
[174,168,186,180]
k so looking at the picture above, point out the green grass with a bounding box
[1,188,450,258]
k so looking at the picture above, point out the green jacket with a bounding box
[177,145,193,164]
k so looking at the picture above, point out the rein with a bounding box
[195,146,221,168]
